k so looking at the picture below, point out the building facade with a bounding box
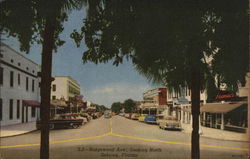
[139,88,167,115]
[0,43,41,126]
[50,76,81,102]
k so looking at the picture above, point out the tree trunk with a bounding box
[191,67,201,159]
[40,17,56,159]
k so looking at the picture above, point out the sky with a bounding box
[3,8,158,107]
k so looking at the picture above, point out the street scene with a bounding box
[1,1,250,159]
[1,115,249,159]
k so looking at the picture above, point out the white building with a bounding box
[0,43,41,126]
[50,76,81,102]
[166,86,207,124]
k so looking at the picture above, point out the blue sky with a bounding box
[4,8,158,107]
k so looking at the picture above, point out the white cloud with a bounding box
[84,82,153,107]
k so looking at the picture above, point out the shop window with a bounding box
[9,99,13,119]
[32,107,36,117]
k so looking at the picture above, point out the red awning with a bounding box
[22,100,40,107]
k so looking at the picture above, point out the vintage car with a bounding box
[158,116,182,130]
[144,114,156,124]
[80,112,92,121]
[131,113,139,120]
[124,113,131,118]
[138,114,147,122]
[104,112,112,118]
[36,114,84,130]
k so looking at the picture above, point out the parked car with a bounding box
[80,112,92,121]
[104,112,112,118]
[36,114,83,130]
[158,116,182,130]
[131,113,139,120]
[138,114,147,122]
[156,114,165,125]
[144,114,156,124]
[124,113,131,118]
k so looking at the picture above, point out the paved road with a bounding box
[0,116,249,159]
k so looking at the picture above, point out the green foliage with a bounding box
[111,102,122,114]
[123,99,136,113]
[72,0,248,94]
[0,0,85,53]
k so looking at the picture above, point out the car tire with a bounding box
[49,124,54,130]
[72,124,79,129]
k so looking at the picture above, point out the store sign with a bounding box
[215,91,236,100]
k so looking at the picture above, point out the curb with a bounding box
[181,131,249,143]
[0,129,38,138]
[200,134,250,143]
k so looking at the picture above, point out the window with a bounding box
[0,67,3,85]
[9,99,13,119]
[52,84,56,91]
[26,67,29,71]
[17,100,20,119]
[31,107,36,117]
[10,71,14,87]
[0,98,2,120]
[18,62,21,66]
[18,73,21,86]
[26,77,29,91]
[52,96,56,100]
[11,59,14,63]
[32,79,35,92]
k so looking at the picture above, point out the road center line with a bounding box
[1,118,249,152]
[0,132,111,149]
[110,132,250,151]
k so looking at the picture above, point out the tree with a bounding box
[72,1,248,159]
[111,102,122,114]
[1,1,84,159]
[123,99,136,113]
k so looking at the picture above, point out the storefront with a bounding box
[201,102,248,133]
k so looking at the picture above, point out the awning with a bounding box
[50,100,67,107]
[200,102,247,114]
[22,100,40,107]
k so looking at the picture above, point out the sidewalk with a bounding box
[182,123,249,142]
[0,121,37,138]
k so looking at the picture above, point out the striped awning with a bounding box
[22,100,40,107]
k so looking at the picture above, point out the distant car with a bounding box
[104,112,112,118]
[131,113,139,120]
[138,114,147,122]
[36,114,83,130]
[159,116,182,130]
[144,114,156,124]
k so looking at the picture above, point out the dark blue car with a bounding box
[144,114,156,124]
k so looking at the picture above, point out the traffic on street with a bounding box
[1,115,249,159]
